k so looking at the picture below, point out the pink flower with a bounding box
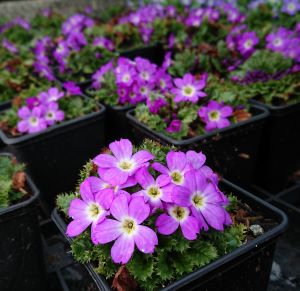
[44,102,65,126]
[167,119,182,133]
[94,139,154,185]
[66,179,113,241]
[93,195,158,264]
[133,167,173,210]
[152,151,190,186]
[198,101,233,131]
[172,73,207,103]
[17,106,47,134]
[38,87,64,104]
[156,204,200,240]
[172,170,231,231]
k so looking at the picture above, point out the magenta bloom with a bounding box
[282,0,300,15]
[237,32,259,56]
[116,64,136,87]
[17,106,47,134]
[2,39,18,54]
[172,74,207,103]
[133,167,172,209]
[94,139,154,185]
[198,101,233,131]
[44,102,65,126]
[135,57,157,83]
[172,170,230,231]
[92,62,113,89]
[167,120,182,133]
[93,195,158,264]
[156,204,200,240]
[156,69,172,92]
[38,87,64,104]
[152,151,190,186]
[26,97,41,109]
[63,81,82,95]
[66,179,113,241]
[266,28,289,52]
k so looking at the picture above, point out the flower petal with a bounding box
[80,179,94,202]
[132,150,154,165]
[172,186,191,206]
[102,167,129,185]
[201,204,226,231]
[152,162,169,174]
[186,150,206,170]
[66,219,91,237]
[95,188,114,210]
[110,194,129,221]
[111,235,135,264]
[135,167,155,189]
[166,151,186,171]
[180,215,199,240]
[68,198,88,220]
[135,225,158,254]
[156,174,171,187]
[109,139,133,160]
[156,214,179,235]
[94,154,117,168]
[86,176,106,193]
[129,197,150,224]
[92,219,121,244]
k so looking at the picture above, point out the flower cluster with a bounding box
[66,139,231,264]
[17,87,65,134]
[266,26,300,62]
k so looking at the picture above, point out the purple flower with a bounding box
[38,87,65,103]
[167,120,182,133]
[237,32,259,56]
[156,69,172,92]
[93,139,154,185]
[116,64,136,87]
[162,52,172,70]
[26,97,41,109]
[156,204,200,240]
[66,179,113,241]
[2,39,18,54]
[44,102,65,126]
[93,195,158,264]
[172,170,230,231]
[93,37,114,51]
[135,57,157,84]
[147,97,167,114]
[14,17,30,30]
[17,106,47,134]
[92,62,113,89]
[198,101,233,131]
[152,151,190,186]
[63,81,82,95]
[282,0,300,15]
[172,74,207,103]
[266,28,290,52]
[133,167,172,209]
[53,41,69,60]
[66,31,87,51]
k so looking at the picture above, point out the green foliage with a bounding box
[168,50,197,77]
[56,192,78,215]
[88,71,119,106]
[233,50,293,77]
[0,156,25,208]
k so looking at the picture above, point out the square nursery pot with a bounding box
[127,105,269,188]
[0,101,106,211]
[51,179,288,291]
[0,153,45,291]
[251,100,300,193]
[0,101,11,149]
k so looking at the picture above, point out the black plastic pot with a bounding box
[52,179,287,291]
[0,101,11,149]
[0,103,106,211]
[119,43,165,66]
[127,105,269,188]
[251,100,300,193]
[0,153,45,291]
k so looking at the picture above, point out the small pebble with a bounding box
[250,224,264,236]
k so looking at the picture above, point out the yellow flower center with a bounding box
[118,159,134,171]
[209,110,220,121]
[192,193,205,208]
[147,186,161,199]
[88,203,102,219]
[171,171,183,185]
[171,206,187,221]
[183,85,195,96]
[122,218,137,235]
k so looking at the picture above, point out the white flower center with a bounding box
[87,203,103,221]
[288,3,296,11]
[170,206,189,222]
[141,71,149,80]
[46,111,55,120]
[121,217,137,236]
[273,38,282,46]
[182,85,195,97]
[118,159,135,172]
[29,117,38,126]
[208,110,220,121]
[122,74,130,83]
[146,185,162,200]
[191,192,206,210]
[244,40,253,49]
[170,170,184,185]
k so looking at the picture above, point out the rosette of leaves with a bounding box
[0,156,26,208]
[56,140,247,291]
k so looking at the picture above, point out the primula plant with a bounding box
[56,139,252,291]
[134,70,251,140]
[0,86,99,136]
[0,156,28,208]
